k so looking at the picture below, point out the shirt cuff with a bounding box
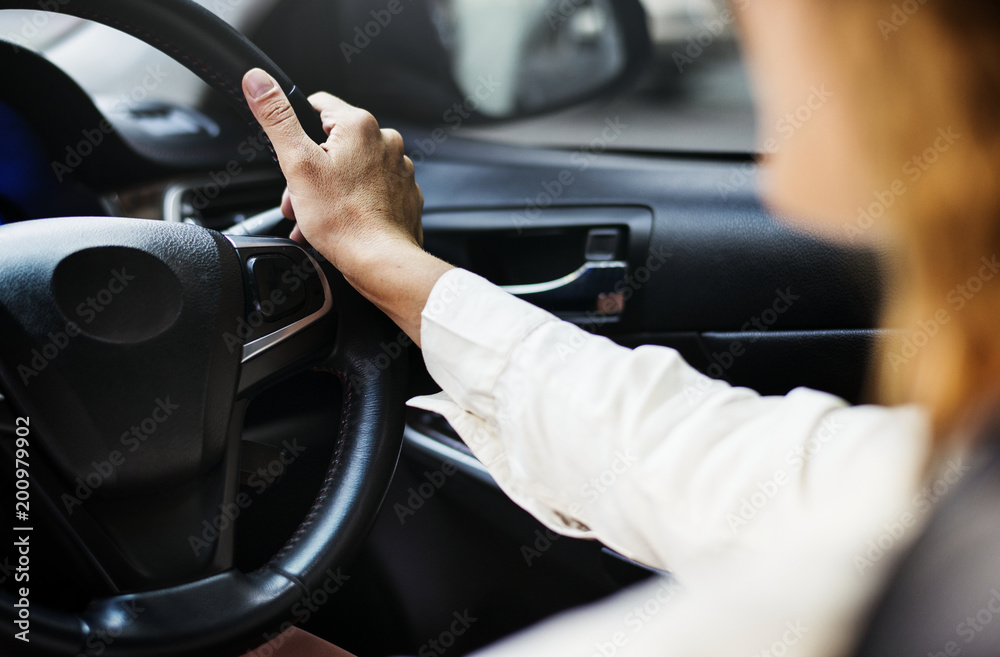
[413,268,555,421]
[406,269,598,540]
[407,389,595,542]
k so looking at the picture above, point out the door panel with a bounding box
[407,132,885,403]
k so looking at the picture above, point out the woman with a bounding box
[239,1,999,655]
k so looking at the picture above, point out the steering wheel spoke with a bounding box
[3,429,243,591]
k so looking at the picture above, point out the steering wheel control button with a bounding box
[227,237,333,366]
[248,254,306,321]
[52,246,184,344]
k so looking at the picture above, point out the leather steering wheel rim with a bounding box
[0,0,329,150]
[0,2,406,655]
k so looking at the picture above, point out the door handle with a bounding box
[500,260,628,317]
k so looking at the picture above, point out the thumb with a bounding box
[242,68,321,167]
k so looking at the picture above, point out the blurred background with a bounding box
[0,0,756,153]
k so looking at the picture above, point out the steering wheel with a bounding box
[0,1,406,655]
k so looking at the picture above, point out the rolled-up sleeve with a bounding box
[409,269,933,576]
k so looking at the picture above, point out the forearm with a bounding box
[335,238,454,348]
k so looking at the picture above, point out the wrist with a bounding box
[338,238,455,348]
[332,233,421,283]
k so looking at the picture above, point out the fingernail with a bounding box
[245,68,275,100]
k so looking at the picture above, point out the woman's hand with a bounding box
[242,68,453,346]
[242,68,422,276]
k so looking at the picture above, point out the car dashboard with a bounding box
[0,100,110,225]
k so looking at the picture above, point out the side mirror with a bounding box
[294,0,652,124]
[436,0,651,119]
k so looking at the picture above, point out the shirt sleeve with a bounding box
[408,268,933,575]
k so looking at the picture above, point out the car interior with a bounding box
[0,0,997,656]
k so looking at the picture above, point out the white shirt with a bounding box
[409,268,955,657]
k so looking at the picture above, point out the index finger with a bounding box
[309,92,357,134]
